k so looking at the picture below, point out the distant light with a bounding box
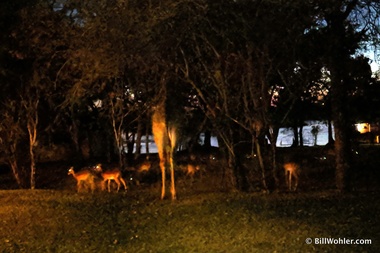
[93,99,102,108]
[355,123,370,133]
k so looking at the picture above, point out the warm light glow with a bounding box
[355,123,370,133]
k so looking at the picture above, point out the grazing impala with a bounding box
[95,164,127,192]
[180,164,200,178]
[68,167,96,193]
[137,160,152,173]
[283,162,299,191]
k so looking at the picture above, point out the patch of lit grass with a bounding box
[0,189,378,252]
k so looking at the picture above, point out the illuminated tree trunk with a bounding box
[109,98,126,168]
[27,122,37,190]
[9,159,23,188]
[24,98,39,190]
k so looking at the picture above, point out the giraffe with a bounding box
[283,162,300,191]
[152,103,177,200]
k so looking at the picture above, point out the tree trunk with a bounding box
[232,144,249,192]
[330,73,351,192]
[29,145,36,189]
[299,124,304,147]
[70,117,80,152]
[135,118,143,159]
[225,149,237,190]
[203,130,211,148]
[327,118,335,145]
[269,126,280,188]
[255,138,268,192]
[291,126,298,147]
[145,119,150,154]
[9,160,24,188]
[127,132,135,155]
[326,3,358,193]
[217,128,237,191]
[30,163,36,189]
[27,109,38,190]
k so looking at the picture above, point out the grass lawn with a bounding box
[0,187,378,253]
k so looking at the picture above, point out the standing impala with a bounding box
[95,164,127,192]
[68,167,96,193]
[283,162,299,191]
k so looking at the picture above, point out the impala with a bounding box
[68,167,96,193]
[137,160,152,173]
[283,162,299,191]
[95,164,127,192]
[180,164,200,178]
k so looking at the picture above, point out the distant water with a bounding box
[276,121,333,147]
[129,133,219,154]
[128,121,333,153]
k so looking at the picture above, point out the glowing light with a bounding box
[355,123,370,133]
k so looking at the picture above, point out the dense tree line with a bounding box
[0,0,379,192]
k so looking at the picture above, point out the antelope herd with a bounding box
[68,156,301,194]
[67,158,205,193]
[68,164,129,193]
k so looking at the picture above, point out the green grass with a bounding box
[0,188,378,253]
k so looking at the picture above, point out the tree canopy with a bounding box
[0,0,379,191]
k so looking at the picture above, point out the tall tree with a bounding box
[309,0,380,192]
[166,0,317,191]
